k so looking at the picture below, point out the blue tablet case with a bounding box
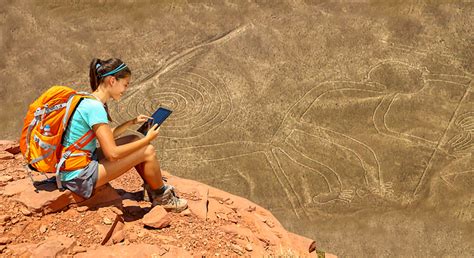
[137,107,172,135]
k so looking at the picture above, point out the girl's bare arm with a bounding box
[93,123,160,161]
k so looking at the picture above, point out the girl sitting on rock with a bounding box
[60,57,187,212]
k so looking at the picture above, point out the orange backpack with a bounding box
[20,86,96,189]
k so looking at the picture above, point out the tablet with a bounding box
[137,107,173,135]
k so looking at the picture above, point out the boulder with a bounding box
[5,177,121,215]
[31,235,76,257]
[0,140,20,154]
[142,206,171,229]
[0,151,14,160]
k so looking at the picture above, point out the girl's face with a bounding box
[109,76,130,101]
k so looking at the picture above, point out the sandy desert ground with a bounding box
[1,1,473,256]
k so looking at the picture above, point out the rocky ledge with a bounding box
[0,140,335,257]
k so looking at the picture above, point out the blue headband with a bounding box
[100,63,128,78]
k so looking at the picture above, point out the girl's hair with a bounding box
[89,58,131,122]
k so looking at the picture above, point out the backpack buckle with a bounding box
[62,151,72,159]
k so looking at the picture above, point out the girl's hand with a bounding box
[133,115,153,125]
[145,124,160,141]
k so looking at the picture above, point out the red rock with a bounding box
[0,141,19,154]
[20,207,31,216]
[0,237,12,244]
[231,243,244,255]
[0,176,13,183]
[111,229,125,244]
[31,235,75,257]
[6,243,36,256]
[6,178,121,215]
[0,215,11,224]
[75,244,191,257]
[0,151,14,160]
[76,206,89,212]
[181,209,191,216]
[3,176,54,197]
[185,184,209,220]
[39,224,48,233]
[207,197,235,221]
[72,245,87,254]
[245,243,253,251]
[100,214,125,246]
[219,224,254,239]
[74,184,122,210]
[142,206,171,229]
[0,140,16,146]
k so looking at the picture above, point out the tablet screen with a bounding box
[137,107,173,135]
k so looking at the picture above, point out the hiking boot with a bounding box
[142,177,169,202]
[144,184,188,213]
[142,183,174,202]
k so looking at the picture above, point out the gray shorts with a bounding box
[61,153,99,199]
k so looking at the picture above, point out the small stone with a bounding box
[137,230,145,238]
[0,237,12,245]
[228,216,238,224]
[0,245,5,253]
[85,228,93,233]
[111,230,125,244]
[158,247,169,256]
[246,206,256,212]
[103,217,113,225]
[264,220,275,228]
[245,243,253,251]
[309,241,317,253]
[110,206,123,215]
[0,215,11,225]
[39,225,48,233]
[0,176,13,183]
[72,245,87,254]
[231,244,244,255]
[181,209,192,216]
[225,199,233,205]
[20,207,32,216]
[76,206,89,212]
[67,233,74,238]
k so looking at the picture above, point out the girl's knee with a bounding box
[144,144,157,160]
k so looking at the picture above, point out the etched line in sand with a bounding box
[440,170,474,188]
[289,129,379,189]
[126,23,253,96]
[121,67,232,139]
[414,86,472,197]
[373,93,438,148]
[445,112,474,155]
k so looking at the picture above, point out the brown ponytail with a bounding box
[89,58,102,92]
[88,57,132,122]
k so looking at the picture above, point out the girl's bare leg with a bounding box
[94,135,164,189]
